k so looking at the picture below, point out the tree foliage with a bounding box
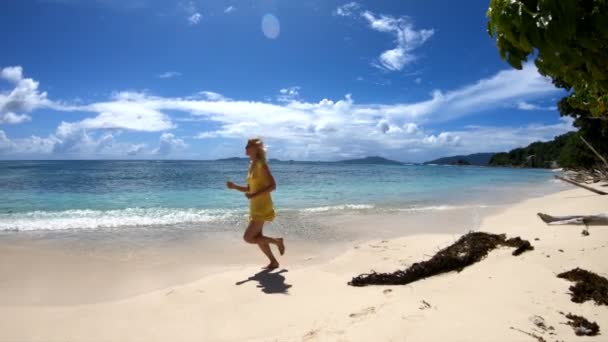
[487,0,608,120]
[489,130,607,169]
[487,131,605,168]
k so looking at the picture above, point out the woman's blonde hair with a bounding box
[247,138,267,162]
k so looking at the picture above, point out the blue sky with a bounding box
[0,0,573,161]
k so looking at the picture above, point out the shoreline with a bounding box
[1,185,606,341]
[0,194,525,307]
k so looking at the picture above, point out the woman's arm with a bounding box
[227,181,249,192]
[246,164,276,198]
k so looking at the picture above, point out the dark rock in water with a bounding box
[564,313,600,336]
[348,232,533,287]
[557,268,608,305]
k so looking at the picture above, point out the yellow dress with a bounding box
[247,160,276,222]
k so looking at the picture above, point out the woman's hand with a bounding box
[245,192,256,199]
[226,181,235,190]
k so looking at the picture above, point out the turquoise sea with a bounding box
[0,160,565,235]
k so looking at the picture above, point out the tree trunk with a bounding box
[555,175,608,195]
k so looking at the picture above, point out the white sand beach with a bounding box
[1,185,607,342]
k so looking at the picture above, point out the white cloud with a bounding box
[335,5,434,71]
[0,130,15,152]
[224,5,235,13]
[439,117,575,155]
[60,91,175,132]
[154,132,187,155]
[334,2,360,17]
[361,63,560,123]
[157,71,182,79]
[12,135,57,155]
[1,66,23,83]
[0,66,50,124]
[361,11,434,71]
[280,87,300,96]
[0,126,152,158]
[0,112,31,124]
[181,1,201,25]
[277,86,301,102]
[95,132,115,153]
[404,123,419,134]
[188,12,201,25]
[51,122,95,154]
[423,132,461,146]
[0,64,566,161]
[198,91,228,102]
[50,63,556,158]
[127,143,146,156]
[517,101,557,111]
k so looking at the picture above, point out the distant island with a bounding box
[424,153,496,166]
[215,157,249,162]
[213,132,603,170]
[334,156,403,165]
[215,156,405,165]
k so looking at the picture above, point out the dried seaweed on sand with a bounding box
[557,268,608,305]
[563,313,600,336]
[349,232,533,287]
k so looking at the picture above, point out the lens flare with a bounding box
[261,13,280,39]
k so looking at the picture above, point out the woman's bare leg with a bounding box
[258,243,278,268]
[244,220,284,267]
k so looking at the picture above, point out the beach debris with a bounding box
[509,327,548,342]
[531,315,555,335]
[557,268,608,305]
[349,306,376,318]
[510,316,558,342]
[303,329,320,341]
[419,300,432,310]
[348,232,533,286]
[382,289,392,294]
[562,312,600,336]
[537,213,608,225]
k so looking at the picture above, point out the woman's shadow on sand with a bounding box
[235,269,292,294]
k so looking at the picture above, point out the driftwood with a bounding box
[557,268,608,306]
[348,232,533,287]
[567,169,608,184]
[537,213,608,226]
[559,136,608,187]
[555,175,608,195]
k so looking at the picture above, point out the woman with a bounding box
[226,138,285,269]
